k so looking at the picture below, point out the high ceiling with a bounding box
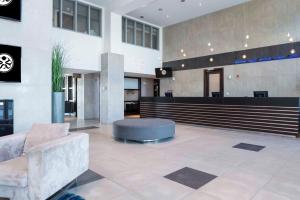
[87,0,250,27]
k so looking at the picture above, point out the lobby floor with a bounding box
[65,117,101,130]
[68,124,300,200]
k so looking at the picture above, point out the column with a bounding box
[100,53,124,123]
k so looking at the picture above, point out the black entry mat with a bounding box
[47,170,104,200]
[165,167,217,189]
[233,143,265,152]
[69,126,99,132]
[70,169,104,189]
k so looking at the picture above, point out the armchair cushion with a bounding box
[23,123,70,154]
[0,156,27,187]
[0,133,26,162]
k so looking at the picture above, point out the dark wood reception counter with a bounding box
[140,97,300,137]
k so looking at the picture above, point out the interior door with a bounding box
[204,68,224,97]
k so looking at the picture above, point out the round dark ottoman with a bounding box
[113,118,175,142]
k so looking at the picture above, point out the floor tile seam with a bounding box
[105,176,182,200]
[100,177,144,200]
[177,190,210,200]
[176,189,199,200]
[248,159,292,200]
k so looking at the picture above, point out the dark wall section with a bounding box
[162,42,300,72]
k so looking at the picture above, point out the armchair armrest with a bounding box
[0,133,26,162]
[27,133,89,200]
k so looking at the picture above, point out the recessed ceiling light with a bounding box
[287,33,291,37]
[208,42,211,47]
[290,49,296,54]
[210,48,214,52]
[289,37,294,42]
[181,64,185,67]
[180,49,184,53]
[246,35,250,40]
[244,43,248,48]
[242,54,247,59]
[183,53,187,57]
[209,57,214,62]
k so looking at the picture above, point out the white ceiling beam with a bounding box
[108,0,157,15]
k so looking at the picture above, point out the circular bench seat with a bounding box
[113,118,175,142]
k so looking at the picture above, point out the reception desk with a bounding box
[140,97,300,137]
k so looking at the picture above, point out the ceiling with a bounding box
[87,0,250,27]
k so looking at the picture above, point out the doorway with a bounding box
[64,75,79,118]
[64,72,101,129]
[124,77,141,116]
[204,68,224,97]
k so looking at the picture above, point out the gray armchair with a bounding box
[0,128,89,200]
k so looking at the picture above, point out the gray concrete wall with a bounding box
[77,77,85,120]
[100,53,124,123]
[161,59,300,97]
[160,69,204,97]
[161,0,300,97]
[141,78,154,97]
[84,73,100,120]
[76,73,100,120]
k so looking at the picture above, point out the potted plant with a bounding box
[52,45,65,123]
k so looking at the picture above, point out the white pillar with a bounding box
[100,53,124,123]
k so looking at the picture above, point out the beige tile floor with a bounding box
[69,124,300,200]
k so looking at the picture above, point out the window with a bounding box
[127,19,135,44]
[122,17,159,50]
[90,7,101,36]
[136,22,143,46]
[62,0,75,30]
[53,0,60,27]
[77,3,88,34]
[152,27,159,50]
[53,0,102,37]
[122,17,126,42]
[144,25,151,48]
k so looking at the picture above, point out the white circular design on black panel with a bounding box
[0,54,14,73]
[0,0,13,6]
[162,70,167,75]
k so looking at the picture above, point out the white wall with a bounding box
[51,0,105,72]
[0,0,52,132]
[0,1,163,131]
[110,13,163,75]
[52,29,104,72]
[52,11,163,76]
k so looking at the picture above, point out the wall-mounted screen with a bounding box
[155,67,173,78]
[0,44,21,82]
[0,0,21,21]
